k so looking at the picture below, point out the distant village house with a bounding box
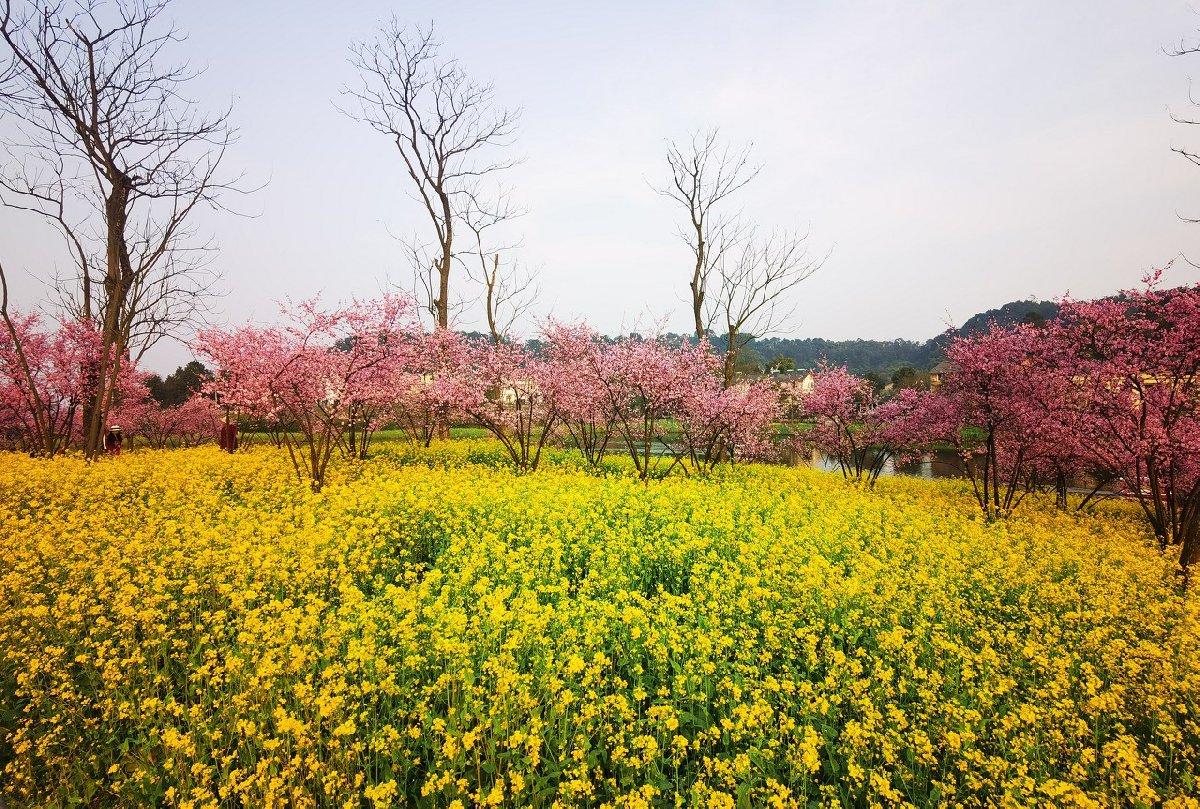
[929,361,956,389]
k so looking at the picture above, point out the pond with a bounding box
[791,447,1124,498]
[608,441,1119,494]
[794,447,966,480]
[613,440,967,480]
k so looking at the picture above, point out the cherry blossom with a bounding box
[0,314,101,455]
[195,294,419,489]
[1038,274,1200,568]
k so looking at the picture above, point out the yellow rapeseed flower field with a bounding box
[1,441,1198,807]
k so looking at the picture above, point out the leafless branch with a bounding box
[342,19,520,330]
[1170,25,1200,221]
[655,128,759,339]
[458,186,536,341]
[713,227,826,384]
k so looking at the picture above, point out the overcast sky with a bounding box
[3,0,1200,373]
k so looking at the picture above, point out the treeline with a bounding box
[736,299,1060,375]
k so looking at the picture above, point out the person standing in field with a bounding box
[219,417,238,453]
[103,426,123,455]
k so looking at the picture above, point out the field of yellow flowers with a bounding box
[1,442,1198,808]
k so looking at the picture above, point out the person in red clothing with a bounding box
[103,425,123,455]
[218,417,238,453]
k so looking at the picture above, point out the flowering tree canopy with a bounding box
[460,339,561,472]
[798,367,934,487]
[129,396,223,450]
[196,295,420,489]
[0,314,104,456]
[677,377,780,473]
[600,338,720,479]
[542,322,614,466]
[390,328,476,448]
[933,324,1061,519]
[1039,276,1200,568]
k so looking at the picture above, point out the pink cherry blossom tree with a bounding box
[677,377,780,473]
[797,368,936,487]
[796,366,879,484]
[870,387,951,467]
[460,339,560,472]
[0,310,101,456]
[390,328,475,447]
[1017,362,1096,510]
[130,395,222,449]
[336,299,424,459]
[195,294,419,490]
[1040,274,1200,570]
[106,362,157,448]
[599,337,721,479]
[541,322,615,466]
[933,324,1054,519]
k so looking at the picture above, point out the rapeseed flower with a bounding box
[0,441,1196,806]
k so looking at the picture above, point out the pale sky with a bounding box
[3,0,1200,373]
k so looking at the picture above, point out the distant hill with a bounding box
[741,298,1060,376]
[955,299,1059,336]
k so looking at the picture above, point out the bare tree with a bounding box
[712,228,824,385]
[657,129,823,384]
[0,16,12,89]
[1,162,223,362]
[344,21,519,331]
[657,129,758,340]
[459,189,537,343]
[0,0,240,456]
[401,240,449,328]
[477,253,538,344]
